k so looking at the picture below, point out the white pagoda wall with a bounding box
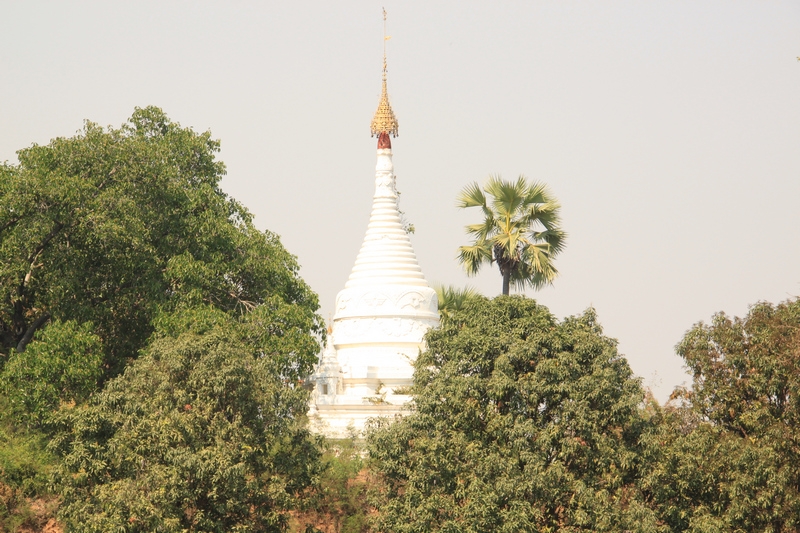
[309,146,439,439]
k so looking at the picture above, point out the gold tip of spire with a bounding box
[370,8,398,138]
[370,79,399,138]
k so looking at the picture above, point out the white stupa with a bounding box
[309,35,439,438]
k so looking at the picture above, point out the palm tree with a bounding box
[434,284,480,321]
[457,175,566,295]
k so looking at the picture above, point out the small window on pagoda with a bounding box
[321,383,329,395]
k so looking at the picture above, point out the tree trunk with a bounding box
[502,270,510,296]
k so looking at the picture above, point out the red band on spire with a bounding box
[377,131,392,149]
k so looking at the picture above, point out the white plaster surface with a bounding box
[309,146,439,439]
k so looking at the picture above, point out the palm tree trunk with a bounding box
[502,271,510,295]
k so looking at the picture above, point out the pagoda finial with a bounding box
[370,8,399,139]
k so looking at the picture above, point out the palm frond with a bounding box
[456,182,487,209]
[525,198,561,223]
[457,243,492,275]
[523,180,552,205]
[434,284,481,318]
[492,232,520,260]
[535,228,567,255]
[464,209,497,238]
[486,175,527,220]
[512,243,559,289]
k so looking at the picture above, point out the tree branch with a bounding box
[16,312,50,353]
[16,221,65,303]
[0,216,21,235]
[26,221,64,265]
[12,221,65,345]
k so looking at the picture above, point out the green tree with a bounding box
[640,298,800,532]
[0,404,57,532]
[0,106,320,379]
[457,176,565,295]
[1,320,102,428]
[295,435,372,533]
[0,108,325,530]
[367,296,658,533]
[51,308,322,533]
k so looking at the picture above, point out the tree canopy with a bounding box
[51,309,322,533]
[367,296,655,532]
[0,108,326,531]
[0,106,321,381]
[640,298,800,532]
[457,176,565,295]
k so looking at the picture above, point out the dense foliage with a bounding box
[0,106,320,381]
[294,436,372,533]
[0,408,56,531]
[2,320,103,428]
[641,298,800,532]
[368,296,656,532]
[0,108,324,532]
[51,309,322,533]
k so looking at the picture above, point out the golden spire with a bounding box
[370,8,399,138]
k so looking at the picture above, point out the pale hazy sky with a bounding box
[2,2,799,402]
